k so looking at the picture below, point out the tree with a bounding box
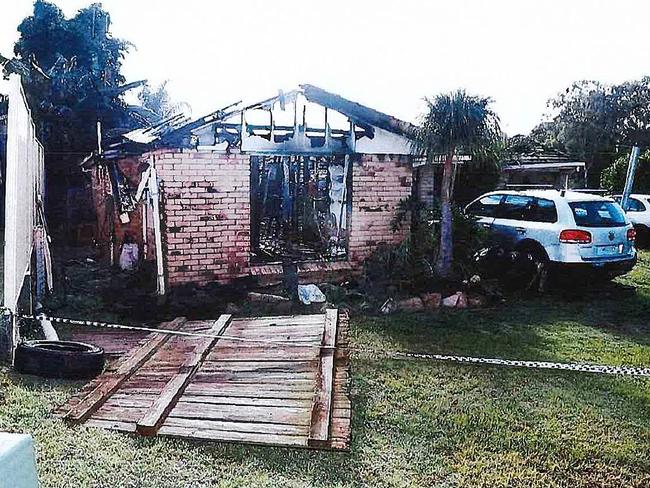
[532,78,650,186]
[138,81,190,120]
[533,81,616,161]
[412,90,501,278]
[12,1,133,153]
[5,1,137,231]
[611,77,650,149]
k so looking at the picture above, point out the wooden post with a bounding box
[141,200,147,259]
[336,155,350,243]
[96,120,103,155]
[309,309,338,445]
[149,159,166,295]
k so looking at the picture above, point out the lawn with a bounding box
[1,255,650,487]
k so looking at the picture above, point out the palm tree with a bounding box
[412,90,501,278]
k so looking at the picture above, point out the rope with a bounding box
[16,312,650,378]
[24,313,335,350]
[352,348,650,378]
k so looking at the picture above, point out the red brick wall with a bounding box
[348,154,412,264]
[153,149,251,286]
[144,150,411,287]
[415,163,435,209]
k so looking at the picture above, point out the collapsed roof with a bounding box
[102,84,415,160]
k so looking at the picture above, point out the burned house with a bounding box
[87,85,415,289]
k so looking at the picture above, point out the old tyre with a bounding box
[14,340,105,379]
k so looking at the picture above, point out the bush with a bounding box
[601,150,650,193]
[362,197,488,294]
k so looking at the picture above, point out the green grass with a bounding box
[2,256,650,487]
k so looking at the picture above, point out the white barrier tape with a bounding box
[14,312,650,377]
[354,348,650,377]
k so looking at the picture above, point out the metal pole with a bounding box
[621,146,641,211]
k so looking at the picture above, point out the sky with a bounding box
[1,0,649,135]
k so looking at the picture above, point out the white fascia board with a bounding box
[354,126,412,155]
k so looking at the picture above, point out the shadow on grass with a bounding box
[351,283,650,366]
[5,370,359,486]
[4,357,650,487]
[347,358,650,483]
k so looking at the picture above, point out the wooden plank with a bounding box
[192,371,315,382]
[183,384,315,400]
[227,319,325,328]
[326,311,352,451]
[64,317,187,423]
[309,308,338,445]
[103,396,154,409]
[204,346,317,362]
[333,397,352,410]
[136,314,232,436]
[170,402,310,426]
[86,418,137,433]
[181,395,311,409]
[158,425,307,447]
[193,371,315,381]
[162,417,308,436]
[226,323,324,332]
[231,315,324,325]
[332,407,352,419]
[187,381,315,393]
[93,404,149,422]
[223,331,323,340]
[68,330,148,356]
[192,379,316,392]
[115,386,174,395]
[213,336,322,344]
[199,360,317,372]
[65,312,351,451]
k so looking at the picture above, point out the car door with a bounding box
[521,197,559,254]
[490,194,536,250]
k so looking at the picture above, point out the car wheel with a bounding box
[14,340,105,379]
[517,244,550,293]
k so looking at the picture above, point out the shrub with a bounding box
[601,150,650,193]
[362,197,488,294]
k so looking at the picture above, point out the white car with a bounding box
[612,194,650,243]
[465,189,637,278]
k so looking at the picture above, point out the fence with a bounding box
[1,75,45,358]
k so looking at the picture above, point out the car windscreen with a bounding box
[569,201,626,227]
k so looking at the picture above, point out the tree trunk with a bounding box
[436,150,455,278]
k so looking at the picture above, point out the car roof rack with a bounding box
[503,184,556,190]
[569,188,608,195]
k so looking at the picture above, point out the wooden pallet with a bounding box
[57,311,351,450]
[66,329,149,357]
